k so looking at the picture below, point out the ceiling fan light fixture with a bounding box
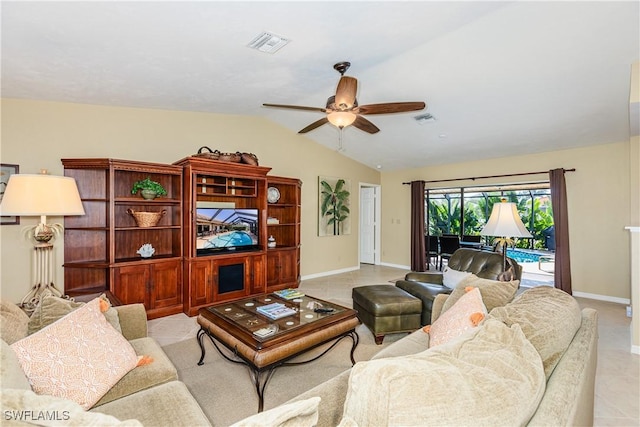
[327,111,356,129]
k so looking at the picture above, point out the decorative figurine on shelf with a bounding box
[268,235,276,248]
[131,177,167,200]
[137,243,155,258]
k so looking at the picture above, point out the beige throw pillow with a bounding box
[0,299,30,344]
[1,388,143,426]
[441,267,472,289]
[11,298,139,410]
[441,274,519,314]
[28,293,121,335]
[490,286,582,379]
[341,318,545,426]
[231,397,321,427]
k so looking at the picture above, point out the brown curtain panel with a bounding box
[550,168,572,294]
[411,181,426,271]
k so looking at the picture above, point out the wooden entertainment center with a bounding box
[62,157,301,319]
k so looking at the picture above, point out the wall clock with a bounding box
[267,186,280,203]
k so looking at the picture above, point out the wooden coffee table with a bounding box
[196,293,360,411]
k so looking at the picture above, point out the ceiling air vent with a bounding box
[414,113,435,125]
[247,32,290,54]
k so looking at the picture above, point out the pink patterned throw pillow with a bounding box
[426,287,487,348]
[10,297,139,409]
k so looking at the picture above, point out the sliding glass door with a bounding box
[426,183,553,250]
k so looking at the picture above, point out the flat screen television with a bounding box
[195,202,260,256]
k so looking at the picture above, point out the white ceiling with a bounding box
[2,1,639,171]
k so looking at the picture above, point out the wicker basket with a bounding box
[127,209,166,228]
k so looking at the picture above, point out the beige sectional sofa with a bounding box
[287,285,599,426]
[2,283,598,427]
[1,296,211,426]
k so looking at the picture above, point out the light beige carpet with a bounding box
[163,322,404,426]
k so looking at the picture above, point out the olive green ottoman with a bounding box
[352,285,422,345]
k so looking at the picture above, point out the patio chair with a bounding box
[425,235,439,270]
[460,234,483,249]
[438,235,460,270]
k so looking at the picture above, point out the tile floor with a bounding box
[148,264,639,426]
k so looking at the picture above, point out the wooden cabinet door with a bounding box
[266,249,299,290]
[113,265,150,307]
[278,249,299,286]
[190,259,214,307]
[150,260,182,309]
[248,254,266,294]
[266,252,280,287]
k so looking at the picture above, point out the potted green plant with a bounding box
[131,177,167,200]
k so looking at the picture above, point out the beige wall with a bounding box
[0,98,380,303]
[1,98,636,304]
[631,62,639,104]
[381,142,634,301]
[628,62,639,352]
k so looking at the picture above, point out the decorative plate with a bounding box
[267,186,281,203]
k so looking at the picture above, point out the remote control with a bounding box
[314,307,335,313]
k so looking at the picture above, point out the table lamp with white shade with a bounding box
[0,170,85,311]
[480,199,532,272]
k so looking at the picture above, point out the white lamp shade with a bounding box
[0,174,85,216]
[481,201,532,238]
[327,111,356,128]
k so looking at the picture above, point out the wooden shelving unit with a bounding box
[62,158,183,319]
[266,176,302,291]
[63,156,302,318]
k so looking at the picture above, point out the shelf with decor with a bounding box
[195,174,258,197]
[62,158,183,319]
[266,176,301,291]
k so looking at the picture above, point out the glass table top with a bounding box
[205,293,348,341]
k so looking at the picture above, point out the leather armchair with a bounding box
[396,248,522,325]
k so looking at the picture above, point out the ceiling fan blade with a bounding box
[298,117,329,133]
[263,103,327,113]
[352,115,380,134]
[334,76,358,109]
[356,102,426,115]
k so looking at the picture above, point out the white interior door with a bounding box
[359,185,378,264]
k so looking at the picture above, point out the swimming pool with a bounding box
[203,231,256,248]
[506,249,542,263]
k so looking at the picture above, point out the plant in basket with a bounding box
[131,177,167,200]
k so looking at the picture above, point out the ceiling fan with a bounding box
[263,62,426,134]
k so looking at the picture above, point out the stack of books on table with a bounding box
[274,288,305,300]
[257,303,296,320]
[253,325,278,338]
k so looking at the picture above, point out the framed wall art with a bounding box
[318,175,351,236]
[0,163,19,225]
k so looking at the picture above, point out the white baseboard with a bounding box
[572,291,630,305]
[379,261,411,270]
[301,265,360,281]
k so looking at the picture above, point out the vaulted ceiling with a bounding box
[2,1,638,170]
